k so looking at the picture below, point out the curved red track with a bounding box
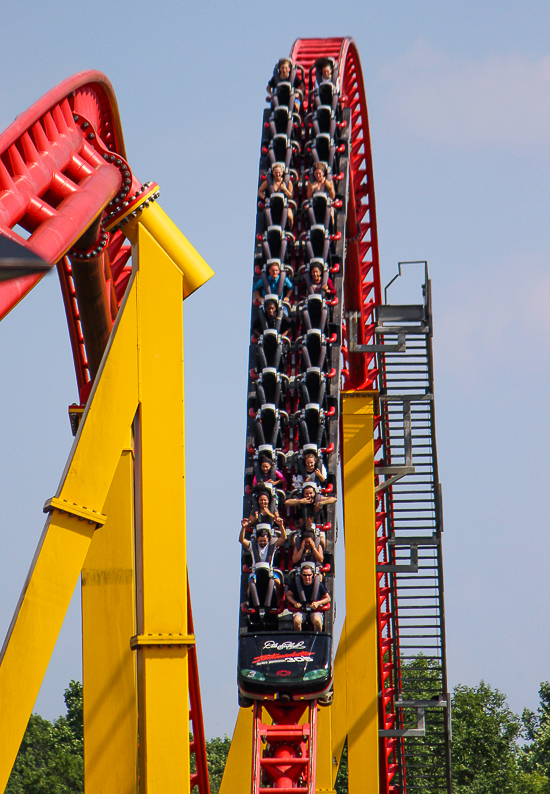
[291,38,400,793]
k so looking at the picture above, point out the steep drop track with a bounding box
[239,38,451,794]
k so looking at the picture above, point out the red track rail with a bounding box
[0,73,209,791]
[290,38,402,793]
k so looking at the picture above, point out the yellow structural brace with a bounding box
[0,204,213,794]
[339,392,380,793]
[82,449,138,794]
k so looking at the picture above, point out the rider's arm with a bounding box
[286,587,302,609]
[239,521,251,550]
[258,180,268,200]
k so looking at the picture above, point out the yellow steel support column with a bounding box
[0,199,213,793]
[219,707,255,794]
[82,448,138,794]
[0,279,140,793]
[316,705,336,794]
[340,392,379,794]
[133,224,191,793]
[330,624,348,790]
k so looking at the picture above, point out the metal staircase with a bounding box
[368,262,452,793]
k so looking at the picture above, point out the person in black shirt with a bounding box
[287,563,330,631]
[266,59,303,111]
[252,296,291,340]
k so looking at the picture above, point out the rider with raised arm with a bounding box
[239,517,286,557]
[285,483,336,513]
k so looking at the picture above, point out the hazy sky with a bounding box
[0,0,549,740]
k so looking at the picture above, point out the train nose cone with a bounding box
[0,236,50,282]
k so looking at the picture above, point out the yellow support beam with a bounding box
[316,705,336,794]
[328,623,349,790]
[0,199,213,793]
[219,707,255,794]
[124,201,214,298]
[82,448,138,794]
[0,278,140,792]
[133,224,190,793]
[340,391,379,794]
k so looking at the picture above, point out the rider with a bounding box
[292,528,324,566]
[266,58,303,111]
[258,163,295,228]
[253,454,287,490]
[251,295,292,340]
[286,562,330,632]
[253,261,293,308]
[292,450,327,490]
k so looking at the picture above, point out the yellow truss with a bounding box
[0,211,213,794]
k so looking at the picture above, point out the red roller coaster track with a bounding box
[242,37,404,794]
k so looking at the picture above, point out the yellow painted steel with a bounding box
[219,707,255,794]
[316,705,337,794]
[330,625,348,789]
[125,201,214,298]
[0,198,213,793]
[340,392,379,793]
[0,279,140,792]
[82,448,138,794]
[133,224,190,793]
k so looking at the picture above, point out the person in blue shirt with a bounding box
[253,261,293,306]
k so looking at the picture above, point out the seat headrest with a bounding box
[263,294,281,306]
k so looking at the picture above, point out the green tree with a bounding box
[6,681,84,794]
[521,682,550,788]
[452,681,547,794]
[205,735,231,794]
[334,739,348,794]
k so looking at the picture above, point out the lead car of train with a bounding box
[237,53,350,706]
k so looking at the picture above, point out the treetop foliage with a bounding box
[6,676,550,793]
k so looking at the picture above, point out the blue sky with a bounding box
[0,0,549,739]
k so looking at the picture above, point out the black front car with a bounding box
[238,632,332,697]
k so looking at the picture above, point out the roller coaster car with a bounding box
[264,194,287,229]
[310,134,336,170]
[254,367,288,410]
[261,227,290,263]
[238,631,333,699]
[298,367,326,408]
[267,134,299,169]
[301,293,328,333]
[272,81,301,112]
[307,192,332,227]
[269,106,294,137]
[312,105,336,138]
[304,225,329,262]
